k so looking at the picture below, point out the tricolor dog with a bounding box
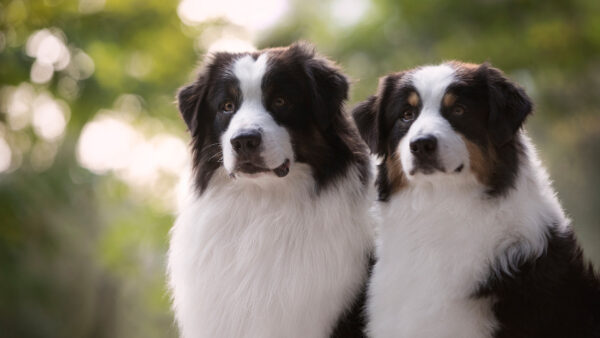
[167,43,374,338]
[352,62,600,338]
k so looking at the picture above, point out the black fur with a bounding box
[448,63,532,196]
[353,73,418,201]
[177,42,369,193]
[483,63,533,147]
[263,44,370,190]
[331,256,375,338]
[352,96,379,154]
[177,52,239,192]
[475,227,600,338]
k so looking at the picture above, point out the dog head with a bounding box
[179,42,365,192]
[352,62,532,200]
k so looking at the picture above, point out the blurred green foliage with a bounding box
[0,0,598,337]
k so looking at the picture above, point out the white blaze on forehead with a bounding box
[399,64,468,176]
[406,64,457,138]
[222,52,293,174]
[410,64,456,111]
[228,53,270,130]
[233,54,269,102]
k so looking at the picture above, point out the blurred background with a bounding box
[0,0,598,337]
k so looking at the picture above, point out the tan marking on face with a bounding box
[462,136,496,186]
[443,93,457,108]
[407,91,419,107]
[386,151,407,193]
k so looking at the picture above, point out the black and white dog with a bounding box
[167,43,374,338]
[352,62,600,337]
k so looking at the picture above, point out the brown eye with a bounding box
[222,101,235,113]
[273,97,286,108]
[402,110,416,122]
[453,106,465,116]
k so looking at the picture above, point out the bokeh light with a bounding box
[70,49,95,80]
[77,113,142,174]
[31,94,69,141]
[76,111,189,208]
[330,0,371,27]
[1,83,35,130]
[26,28,71,84]
[30,60,54,83]
[177,0,289,32]
[78,0,106,14]
[0,137,11,173]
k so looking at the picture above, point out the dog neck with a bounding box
[380,132,569,273]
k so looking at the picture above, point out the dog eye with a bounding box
[401,110,416,122]
[222,101,235,113]
[452,106,465,116]
[273,97,286,108]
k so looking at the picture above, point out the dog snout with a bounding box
[410,135,438,158]
[231,130,262,154]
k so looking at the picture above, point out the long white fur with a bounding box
[367,64,569,338]
[168,53,374,338]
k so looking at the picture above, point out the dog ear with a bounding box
[307,57,348,130]
[289,42,349,131]
[352,74,399,155]
[352,95,378,154]
[177,73,208,135]
[479,63,533,146]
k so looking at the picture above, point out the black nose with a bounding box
[231,130,262,154]
[410,135,437,156]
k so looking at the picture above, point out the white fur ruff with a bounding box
[367,133,569,338]
[168,165,374,338]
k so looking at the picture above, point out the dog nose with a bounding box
[410,135,437,156]
[231,130,262,154]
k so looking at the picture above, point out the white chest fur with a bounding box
[366,141,567,338]
[368,184,500,338]
[168,166,373,338]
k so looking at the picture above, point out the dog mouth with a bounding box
[235,159,290,178]
[272,159,290,177]
[409,162,464,176]
[409,166,442,175]
[409,159,445,176]
[237,162,270,175]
